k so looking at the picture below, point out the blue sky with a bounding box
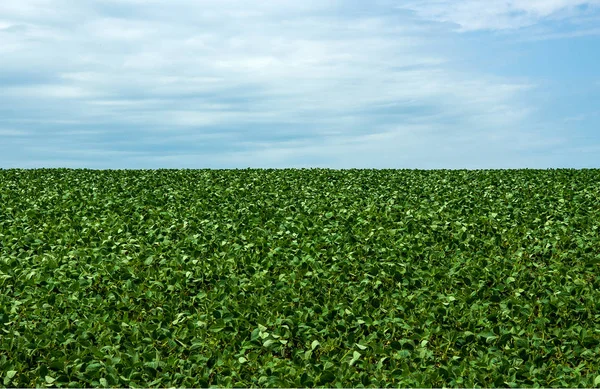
[1,0,599,169]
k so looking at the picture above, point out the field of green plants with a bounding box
[1,168,600,387]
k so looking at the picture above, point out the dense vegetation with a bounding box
[1,168,599,387]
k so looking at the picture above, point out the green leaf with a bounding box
[478,331,497,343]
[5,371,17,380]
[45,375,56,384]
[311,340,320,350]
[144,361,159,370]
[349,351,362,366]
[262,339,276,348]
[319,371,336,385]
[86,363,102,372]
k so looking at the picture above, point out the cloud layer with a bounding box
[399,0,600,31]
[1,0,599,168]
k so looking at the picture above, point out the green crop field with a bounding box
[1,168,599,387]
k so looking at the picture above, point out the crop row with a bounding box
[1,169,600,387]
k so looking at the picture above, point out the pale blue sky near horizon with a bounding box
[1,0,599,169]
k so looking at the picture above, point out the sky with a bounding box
[1,0,599,169]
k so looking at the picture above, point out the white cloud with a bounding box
[3,85,96,99]
[0,0,588,168]
[398,0,600,31]
[1,3,529,119]
[0,128,30,136]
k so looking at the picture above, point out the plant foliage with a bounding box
[1,168,599,387]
